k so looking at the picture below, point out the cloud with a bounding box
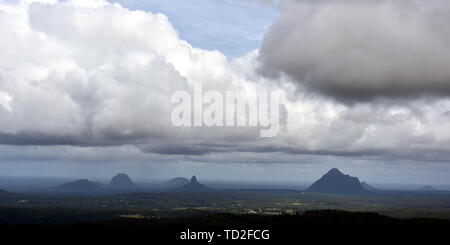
[0,0,286,149]
[258,0,450,102]
[0,91,13,112]
[108,0,278,57]
[2,0,450,167]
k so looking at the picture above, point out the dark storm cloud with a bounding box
[0,130,163,147]
[140,144,213,156]
[258,0,450,102]
[137,141,430,162]
[0,132,85,146]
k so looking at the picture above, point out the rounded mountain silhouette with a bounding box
[165,177,190,188]
[110,173,137,189]
[419,185,437,191]
[55,179,103,192]
[176,176,209,191]
[307,168,370,194]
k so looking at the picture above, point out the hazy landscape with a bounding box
[1,169,450,226]
[2,0,450,242]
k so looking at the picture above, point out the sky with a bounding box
[1,0,450,185]
[107,0,278,57]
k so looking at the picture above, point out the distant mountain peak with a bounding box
[55,179,103,192]
[190,175,198,183]
[69,179,94,185]
[419,185,437,191]
[176,175,209,192]
[326,168,344,176]
[165,177,190,189]
[307,168,370,194]
[110,173,136,188]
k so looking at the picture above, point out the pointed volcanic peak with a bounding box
[361,181,377,191]
[176,176,210,192]
[55,179,103,193]
[110,173,137,189]
[307,168,370,195]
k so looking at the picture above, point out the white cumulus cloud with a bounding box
[1,0,450,166]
